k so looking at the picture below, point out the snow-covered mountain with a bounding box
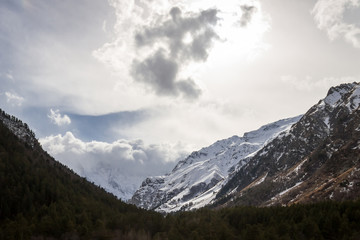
[4,82,360,210]
[132,82,360,211]
[130,115,301,212]
[215,82,360,207]
[79,167,144,201]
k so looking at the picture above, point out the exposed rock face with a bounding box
[130,116,301,212]
[132,82,360,211]
[215,82,360,207]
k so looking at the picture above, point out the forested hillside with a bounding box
[0,117,163,239]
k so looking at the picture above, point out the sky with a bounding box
[1,0,360,196]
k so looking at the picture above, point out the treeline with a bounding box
[162,201,360,240]
[0,108,36,146]
[0,109,33,135]
[1,117,360,239]
[0,108,23,124]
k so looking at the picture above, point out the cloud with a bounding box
[93,0,270,104]
[40,132,186,169]
[312,0,360,48]
[5,91,24,106]
[134,7,219,61]
[48,109,71,126]
[115,100,258,152]
[132,50,179,96]
[176,78,202,99]
[131,49,201,98]
[281,75,359,91]
[239,5,257,27]
[39,132,189,199]
[131,7,220,99]
[0,0,124,114]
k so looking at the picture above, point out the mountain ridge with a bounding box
[214,82,360,207]
[132,82,360,212]
[130,115,302,212]
[0,109,38,148]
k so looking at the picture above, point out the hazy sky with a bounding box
[1,0,360,187]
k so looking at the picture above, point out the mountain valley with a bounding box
[1,83,360,239]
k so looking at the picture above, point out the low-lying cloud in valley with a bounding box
[40,131,189,200]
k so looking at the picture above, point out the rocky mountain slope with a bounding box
[215,82,360,207]
[132,82,360,212]
[130,115,301,212]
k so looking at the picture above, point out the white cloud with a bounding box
[40,131,188,172]
[5,91,24,106]
[281,75,359,92]
[312,0,360,48]
[115,99,258,150]
[93,0,270,98]
[48,109,71,126]
[39,131,189,199]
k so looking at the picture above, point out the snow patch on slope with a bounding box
[131,115,302,212]
[83,168,144,201]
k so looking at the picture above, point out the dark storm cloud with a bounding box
[186,28,218,61]
[135,7,219,61]
[132,50,201,99]
[132,7,220,99]
[132,50,179,96]
[176,78,202,99]
[239,5,257,27]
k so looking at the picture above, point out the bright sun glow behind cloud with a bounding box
[88,0,272,148]
[94,0,270,95]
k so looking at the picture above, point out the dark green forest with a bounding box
[1,115,360,239]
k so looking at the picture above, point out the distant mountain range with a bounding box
[131,82,360,212]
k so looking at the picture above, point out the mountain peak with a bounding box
[132,82,360,211]
[130,115,300,212]
[214,81,360,207]
[324,82,359,109]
